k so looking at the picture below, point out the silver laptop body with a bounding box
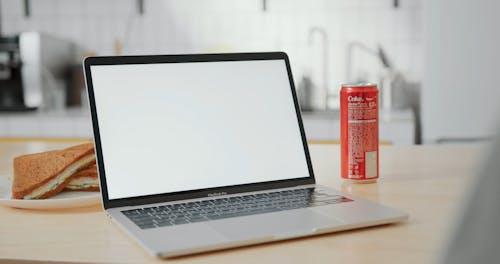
[83,52,407,258]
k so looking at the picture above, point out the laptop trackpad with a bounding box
[208,209,341,240]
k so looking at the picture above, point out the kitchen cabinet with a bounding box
[302,110,415,145]
[0,108,92,138]
[0,109,414,145]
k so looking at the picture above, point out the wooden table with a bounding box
[0,140,481,264]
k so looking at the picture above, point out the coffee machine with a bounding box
[0,35,30,110]
[0,32,75,111]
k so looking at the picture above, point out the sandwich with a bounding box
[12,143,96,199]
[65,164,99,191]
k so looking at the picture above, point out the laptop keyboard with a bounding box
[122,188,352,229]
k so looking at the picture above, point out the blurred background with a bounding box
[0,0,498,145]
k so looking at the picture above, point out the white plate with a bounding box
[0,176,100,210]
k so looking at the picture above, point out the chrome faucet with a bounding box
[345,41,379,82]
[308,26,330,109]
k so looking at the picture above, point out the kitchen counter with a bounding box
[302,109,413,121]
[302,109,415,145]
[0,108,92,138]
[0,108,415,145]
[0,141,481,263]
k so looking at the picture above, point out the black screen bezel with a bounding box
[83,52,315,209]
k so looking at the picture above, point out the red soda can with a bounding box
[340,83,379,183]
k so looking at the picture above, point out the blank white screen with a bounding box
[90,59,310,200]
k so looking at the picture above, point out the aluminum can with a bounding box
[340,83,379,183]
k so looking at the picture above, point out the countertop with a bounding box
[0,108,415,144]
[301,109,414,122]
[0,140,481,263]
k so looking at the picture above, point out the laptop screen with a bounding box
[89,58,310,200]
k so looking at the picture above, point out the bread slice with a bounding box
[65,164,99,191]
[12,143,96,199]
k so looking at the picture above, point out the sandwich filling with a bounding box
[66,176,99,189]
[23,154,96,199]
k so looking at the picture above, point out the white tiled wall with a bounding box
[0,0,422,139]
[1,0,422,99]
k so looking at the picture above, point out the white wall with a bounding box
[422,0,500,143]
[1,0,423,102]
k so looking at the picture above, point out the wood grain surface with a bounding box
[0,140,482,264]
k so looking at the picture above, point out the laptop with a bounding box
[83,52,407,258]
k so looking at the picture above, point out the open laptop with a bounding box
[83,52,407,258]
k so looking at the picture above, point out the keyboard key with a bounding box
[122,188,352,229]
